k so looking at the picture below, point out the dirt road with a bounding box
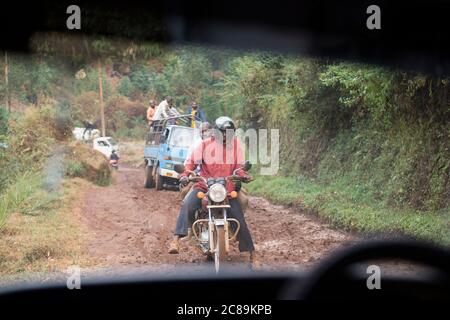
[78,165,353,272]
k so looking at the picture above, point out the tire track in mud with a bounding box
[79,165,354,271]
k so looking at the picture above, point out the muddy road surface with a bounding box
[79,165,353,272]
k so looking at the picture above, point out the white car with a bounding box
[93,137,119,158]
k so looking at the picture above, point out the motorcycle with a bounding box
[174,161,252,273]
[109,159,119,170]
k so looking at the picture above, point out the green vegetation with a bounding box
[0,172,42,227]
[0,178,89,275]
[65,159,87,178]
[224,55,449,244]
[64,142,112,186]
[248,175,449,245]
[0,108,56,192]
[0,107,69,226]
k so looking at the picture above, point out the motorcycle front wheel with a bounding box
[213,225,226,273]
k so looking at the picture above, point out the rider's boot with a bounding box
[249,251,262,270]
[168,236,180,254]
[180,228,193,242]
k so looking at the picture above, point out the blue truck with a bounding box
[144,115,201,190]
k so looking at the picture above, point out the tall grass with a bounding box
[248,175,450,246]
[0,172,42,228]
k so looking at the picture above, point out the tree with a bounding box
[117,76,135,97]
[4,52,10,112]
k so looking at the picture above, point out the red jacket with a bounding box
[181,136,248,193]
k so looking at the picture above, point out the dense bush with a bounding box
[7,55,57,105]
[53,100,74,140]
[0,108,55,193]
[117,76,135,98]
[0,107,8,137]
[104,95,147,138]
[218,55,450,211]
[74,67,111,99]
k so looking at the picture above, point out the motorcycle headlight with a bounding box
[209,183,227,202]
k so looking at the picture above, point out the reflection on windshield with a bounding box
[0,32,448,286]
[107,138,117,146]
[169,127,198,148]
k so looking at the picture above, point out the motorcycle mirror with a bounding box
[174,164,185,174]
[243,160,252,171]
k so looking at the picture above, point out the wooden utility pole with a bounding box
[98,60,106,137]
[4,51,10,112]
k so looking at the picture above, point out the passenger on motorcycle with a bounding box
[179,122,213,199]
[168,117,260,268]
[185,121,212,165]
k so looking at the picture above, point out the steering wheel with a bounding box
[281,239,450,300]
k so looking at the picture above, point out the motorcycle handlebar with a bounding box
[187,174,249,184]
[188,176,207,183]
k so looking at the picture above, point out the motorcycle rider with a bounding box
[168,116,260,268]
[109,150,119,167]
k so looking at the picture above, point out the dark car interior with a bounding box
[1,240,449,302]
[0,0,449,307]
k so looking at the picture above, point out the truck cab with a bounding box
[144,116,201,190]
[93,137,119,158]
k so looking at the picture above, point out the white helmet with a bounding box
[215,116,235,131]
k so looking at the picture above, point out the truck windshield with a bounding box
[168,127,199,148]
[107,138,117,146]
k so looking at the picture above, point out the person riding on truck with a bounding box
[168,116,260,269]
[82,120,95,140]
[146,99,158,125]
[186,101,207,128]
[154,96,180,121]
